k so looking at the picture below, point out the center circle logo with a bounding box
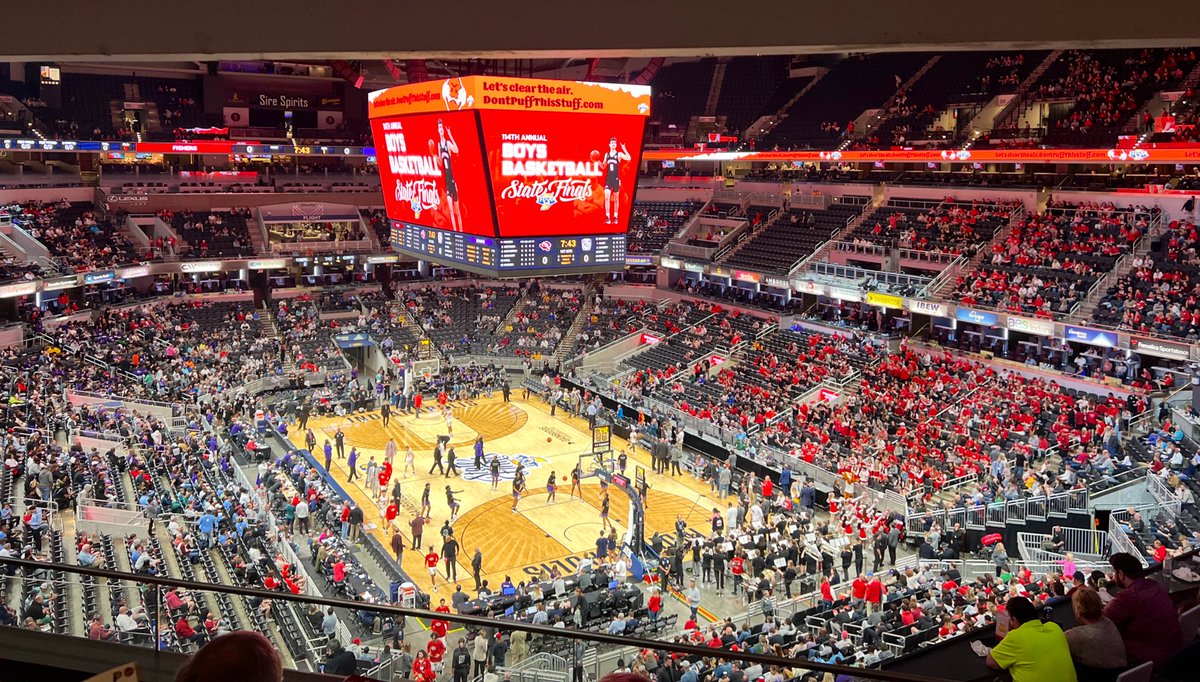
[454,452,545,482]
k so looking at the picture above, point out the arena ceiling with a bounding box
[12,0,1200,62]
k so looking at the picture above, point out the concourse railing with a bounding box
[0,556,950,682]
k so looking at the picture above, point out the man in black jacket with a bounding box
[348,504,365,543]
[323,642,357,675]
[451,637,472,682]
[471,548,483,592]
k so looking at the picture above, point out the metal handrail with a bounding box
[0,556,942,682]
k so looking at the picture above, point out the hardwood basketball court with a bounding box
[286,394,724,588]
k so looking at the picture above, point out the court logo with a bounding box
[455,452,545,483]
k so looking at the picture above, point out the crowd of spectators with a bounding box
[158,209,255,257]
[850,198,1019,258]
[1093,216,1200,339]
[0,256,43,283]
[274,299,348,374]
[45,300,281,402]
[744,343,1144,508]
[11,200,135,272]
[979,53,1027,92]
[1036,49,1196,136]
[493,287,584,357]
[952,202,1150,317]
[629,201,701,254]
[568,296,650,357]
[401,284,522,356]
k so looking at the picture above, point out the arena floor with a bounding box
[286,394,725,589]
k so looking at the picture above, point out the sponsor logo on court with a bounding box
[456,452,544,483]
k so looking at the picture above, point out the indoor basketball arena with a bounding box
[0,4,1198,682]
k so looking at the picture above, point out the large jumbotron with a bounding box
[1,25,1200,682]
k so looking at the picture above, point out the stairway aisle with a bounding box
[59,514,85,637]
[552,291,596,364]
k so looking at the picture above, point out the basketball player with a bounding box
[421,483,432,520]
[600,491,612,531]
[377,460,393,505]
[384,500,398,536]
[425,546,441,592]
[602,137,631,225]
[436,119,463,232]
[404,446,416,476]
[569,465,582,499]
[489,456,501,490]
[445,486,463,521]
[511,475,523,513]
[546,471,557,503]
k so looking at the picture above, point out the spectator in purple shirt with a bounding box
[1103,552,1182,668]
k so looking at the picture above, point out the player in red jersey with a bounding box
[425,547,441,592]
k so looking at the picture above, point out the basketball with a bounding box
[590,150,601,162]
[547,437,552,443]
[562,476,567,482]
[428,139,436,156]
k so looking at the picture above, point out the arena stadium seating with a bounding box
[160,209,255,257]
[567,297,647,356]
[721,200,866,273]
[1092,216,1200,339]
[713,57,792,136]
[952,202,1150,317]
[647,59,718,135]
[850,197,1016,258]
[360,208,391,249]
[493,287,584,357]
[628,200,701,254]
[1030,49,1197,145]
[401,285,522,356]
[872,51,1047,145]
[10,200,136,272]
[11,49,1200,682]
[765,52,932,148]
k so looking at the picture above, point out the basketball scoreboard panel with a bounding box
[390,222,627,276]
[370,76,649,278]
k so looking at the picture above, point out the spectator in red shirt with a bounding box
[175,616,205,644]
[730,552,746,596]
[411,650,434,682]
[819,572,835,608]
[851,575,868,605]
[647,587,662,625]
[865,573,884,612]
[331,554,346,586]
